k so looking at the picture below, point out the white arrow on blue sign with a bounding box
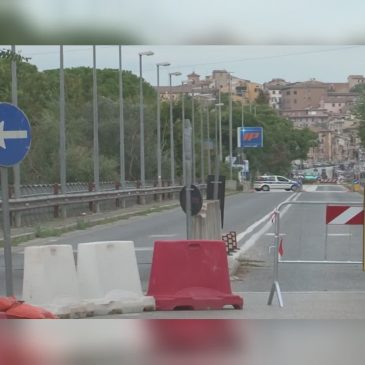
[0,103,31,167]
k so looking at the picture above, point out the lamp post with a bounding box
[169,71,182,185]
[139,50,154,188]
[156,62,170,187]
[229,73,233,180]
[218,88,223,162]
[214,103,224,200]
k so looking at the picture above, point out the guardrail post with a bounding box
[115,181,121,208]
[88,182,96,212]
[53,183,60,218]
[137,180,146,205]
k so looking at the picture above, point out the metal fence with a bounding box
[268,200,364,307]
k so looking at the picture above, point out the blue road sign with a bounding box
[0,103,31,167]
[237,127,263,148]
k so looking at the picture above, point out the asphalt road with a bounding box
[1,184,365,298]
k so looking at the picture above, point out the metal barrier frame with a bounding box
[267,200,363,308]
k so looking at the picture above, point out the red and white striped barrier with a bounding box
[326,205,363,225]
[320,178,338,184]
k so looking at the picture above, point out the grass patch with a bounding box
[76,219,90,230]
[35,226,62,238]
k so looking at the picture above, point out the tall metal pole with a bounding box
[229,74,233,180]
[119,45,125,188]
[184,119,192,239]
[59,45,66,195]
[213,106,219,200]
[139,54,145,187]
[11,45,21,226]
[92,46,100,198]
[1,168,13,295]
[156,65,162,187]
[169,74,175,185]
[206,105,211,175]
[218,88,222,162]
[200,104,204,182]
[191,89,196,184]
[182,82,185,184]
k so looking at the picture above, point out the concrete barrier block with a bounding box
[192,200,222,240]
[22,245,82,316]
[77,241,155,314]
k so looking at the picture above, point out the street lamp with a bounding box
[228,72,233,180]
[169,71,182,185]
[214,103,224,200]
[139,50,154,188]
[156,62,170,187]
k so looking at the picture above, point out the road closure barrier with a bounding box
[22,245,84,317]
[77,241,155,315]
[147,240,243,310]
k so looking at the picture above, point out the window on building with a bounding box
[332,103,335,107]
[294,90,297,95]
[286,91,290,95]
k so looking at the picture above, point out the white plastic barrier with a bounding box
[22,245,86,317]
[77,241,155,315]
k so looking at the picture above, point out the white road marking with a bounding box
[302,185,318,192]
[236,193,298,243]
[265,233,287,236]
[237,192,301,254]
[135,247,154,251]
[327,233,352,237]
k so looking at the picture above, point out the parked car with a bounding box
[302,173,319,183]
[254,175,301,192]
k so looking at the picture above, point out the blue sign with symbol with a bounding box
[0,103,31,167]
[237,127,263,148]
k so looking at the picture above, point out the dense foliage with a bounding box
[355,90,365,146]
[0,58,317,183]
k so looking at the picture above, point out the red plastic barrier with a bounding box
[147,240,243,310]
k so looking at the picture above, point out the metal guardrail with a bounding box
[0,186,186,212]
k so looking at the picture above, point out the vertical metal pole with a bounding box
[206,106,211,175]
[119,45,125,189]
[169,74,175,185]
[182,84,185,184]
[59,45,66,194]
[156,65,162,187]
[92,46,100,212]
[213,107,219,200]
[268,210,284,307]
[229,76,233,180]
[363,191,365,271]
[11,45,21,226]
[191,90,196,184]
[139,54,145,187]
[184,120,192,239]
[218,89,223,162]
[1,168,13,296]
[200,105,204,183]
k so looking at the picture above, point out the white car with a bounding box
[254,175,301,192]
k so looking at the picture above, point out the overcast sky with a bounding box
[1,1,365,86]
[3,45,364,87]
[13,0,365,44]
